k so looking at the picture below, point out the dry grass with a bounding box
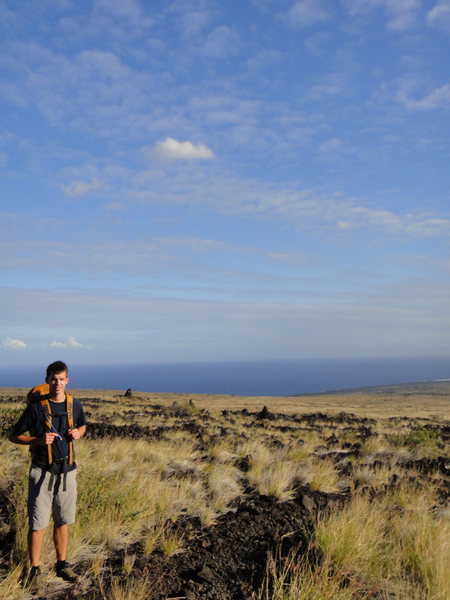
[3,380,450,419]
[0,384,448,600]
[108,575,154,600]
[258,477,449,600]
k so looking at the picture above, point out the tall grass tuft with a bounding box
[307,457,340,492]
[0,564,25,600]
[108,575,154,600]
[262,477,449,600]
[256,552,355,600]
[315,493,391,580]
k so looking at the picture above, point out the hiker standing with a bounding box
[9,361,86,588]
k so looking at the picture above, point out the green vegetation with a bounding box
[388,425,441,455]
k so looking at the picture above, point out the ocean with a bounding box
[0,357,449,396]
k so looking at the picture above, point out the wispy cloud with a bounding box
[63,180,104,197]
[343,0,421,31]
[318,137,353,156]
[25,157,450,242]
[2,44,153,137]
[283,0,331,27]
[396,78,450,111]
[2,337,27,350]
[202,25,240,58]
[152,137,215,161]
[168,1,219,37]
[1,0,448,367]
[50,336,89,349]
[59,0,154,43]
[427,0,450,30]
[2,285,449,362]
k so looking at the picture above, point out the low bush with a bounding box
[388,425,442,456]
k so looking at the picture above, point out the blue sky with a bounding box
[1,0,449,368]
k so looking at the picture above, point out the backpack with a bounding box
[27,383,75,466]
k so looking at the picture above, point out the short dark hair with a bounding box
[46,361,69,382]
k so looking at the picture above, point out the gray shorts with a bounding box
[28,465,77,530]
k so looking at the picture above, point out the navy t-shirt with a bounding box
[13,397,86,471]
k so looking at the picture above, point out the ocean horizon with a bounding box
[0,357,449,397]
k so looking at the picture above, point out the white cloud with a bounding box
[2,337,27,350]
[3,43,153,137]
[336,220,355,230]
[153,137,215,161]
[169,2,219,37]
[93,0,146,22]
[104,201,126,211]
[396,79,450,111]
[284,0,330,27]
[2,286,450,363]
[427,0,450,30]
[403,217,450,237]
[59,0,153,42]
[318,137,351,155]
[203,25,240,58]
[50,336,87,349]
[344,0,421,31]
[63,180,104,197]
[384,0,421,31]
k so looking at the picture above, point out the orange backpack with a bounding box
[27,383,75,466]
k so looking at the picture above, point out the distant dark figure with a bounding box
[125,388,132,398]
[258,405,271,419]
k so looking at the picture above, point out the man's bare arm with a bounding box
[68,424,86,440]
[9,430,58,446]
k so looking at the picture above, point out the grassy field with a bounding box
[0,382,448,599]
[3,378,449,417]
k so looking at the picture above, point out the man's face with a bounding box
[47,371,69,396]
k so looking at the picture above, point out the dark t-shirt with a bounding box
[13,397,86,472]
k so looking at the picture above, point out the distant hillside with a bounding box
[298,380,450,397]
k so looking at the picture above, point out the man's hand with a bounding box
[39,432,59,445]
[68,428,82,440]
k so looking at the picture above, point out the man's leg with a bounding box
[53,470,78,582]
[54,524,77,582]
[27,466,52,569]
[53,524,68,561]
[28,528,45,566]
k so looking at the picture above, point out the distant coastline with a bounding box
[297,379,450,397]
[0,357,448,397]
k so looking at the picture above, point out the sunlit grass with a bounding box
[0,564,25,600]
[307,457,341,493]
[1,388,448,600]
[257,553,357,600]
[109,575,154,600]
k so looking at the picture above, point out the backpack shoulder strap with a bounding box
[66,394,74,465]
[65,393,74,428]
[40,398,53,466]
[27,386,75,467]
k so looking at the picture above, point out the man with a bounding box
[9,361,86,588]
